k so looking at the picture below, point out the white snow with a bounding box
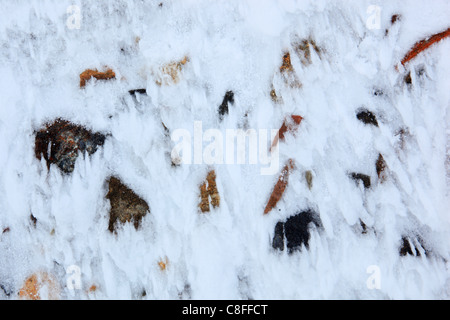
[0,0,449,299]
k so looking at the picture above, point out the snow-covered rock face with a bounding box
[0,0,449,300]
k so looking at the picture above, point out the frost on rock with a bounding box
[106,177,150,233]
[34,119,106,174]
[1,0,449,300]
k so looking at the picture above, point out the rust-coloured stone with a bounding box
[18,272,59,300]
[270,115,303,152]
[400,28,450,67]
[106,177,150,233]
[35,119,105,174]
[79,68,116,88]
[199,170,220,213]
[264,159,295,214]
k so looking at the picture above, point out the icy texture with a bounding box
[0,0,449,299]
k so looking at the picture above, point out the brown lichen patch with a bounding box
[264,159,295,214]
[294,38,321,65]
[270,115,303,152]
[155,56,189,86]
[79,68,116,88]
[106,177,150,233]
[35,119,105,174]
[199,170,220,213]
[18,272,59,300]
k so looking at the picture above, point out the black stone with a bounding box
[218,91,234,120]
[272,210,321,254]
[400,236,418,256]
[128,88,147,96]
[356,109,378,127]
[0,283,11,297]
[399,235,429,257]
[350,173,371,189]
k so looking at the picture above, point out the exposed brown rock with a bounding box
[106,177,150,233]
[305,170,313,190]
[376,153,388,182]
[264,159,295,214]
[199,170,220,213]
[79,68,116,88]
[35,119,105,174]
[280,52,294,73]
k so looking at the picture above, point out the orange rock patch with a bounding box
[80,68,116,88]
[18,272,59,300]
[199,170,220,213]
